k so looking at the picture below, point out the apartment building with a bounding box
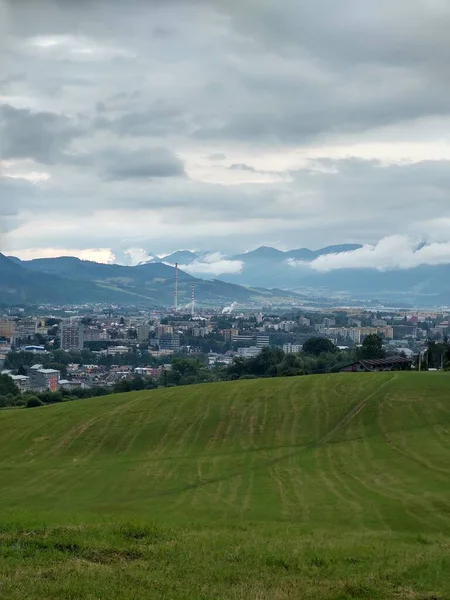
[159,333,180,351]
[84,328,108,343]
[0,319,15,340]
[14,318,38,341]
[237,346,260,358]
[155,325,174,337]
[60,322,84,351]
[137,324,151,343]
[319,326,394,344]
[283,343,303,354]
[29,365,60,392]
[256,335,270,349]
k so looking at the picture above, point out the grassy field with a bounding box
[1,372,450,599]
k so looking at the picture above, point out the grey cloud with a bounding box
[3,0,450,257]
[229,163,257,172]
[0,73,26,93]
[0,176,40,235]
[0,104,82,164]
[216,0,450,70]
[94,104,189,137]
[101,147,186,180]
[6,157,450,250]
[5,0,450,147]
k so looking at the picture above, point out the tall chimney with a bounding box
[174,262,178,311]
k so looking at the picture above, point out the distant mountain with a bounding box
[23,256,191,284]
[152,250,200,265]
[142,244,450,305]
[215,244,365,288]
[5,255,304,307]
[299,264,450,300]
[0,254,135,306]
[232,244,362,264]
[232,246,287,263]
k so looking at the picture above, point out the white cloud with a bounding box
[117,247,153,266]
[297,235,450,272]
[10,247,115,263]
[179,253,244,276]
[28,35,135,60]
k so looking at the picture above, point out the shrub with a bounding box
[26,397,44,409]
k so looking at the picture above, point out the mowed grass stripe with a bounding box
[0,373,449,532]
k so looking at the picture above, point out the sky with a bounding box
[2,0,450,272]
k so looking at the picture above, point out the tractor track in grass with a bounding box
[145,375,398,499]
[2,373,449,533]
[2,376,396,505]
[315,375,396,447]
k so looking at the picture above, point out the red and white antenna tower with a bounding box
[174,262,178,311]
[191,284,195,317]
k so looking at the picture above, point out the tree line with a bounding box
[2,336,448,409]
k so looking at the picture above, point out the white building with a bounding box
[237,346,260,358]
[107,345,131,356]
[256,335,270,349]
[283,343,302,354]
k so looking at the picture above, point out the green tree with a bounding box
[169,357,202,385]
[0,374,20,397]
[303,337,336,357]
[251,347,285,377]
[113,379,132,393]
[359,334,385,360]
[277,353,306,377]
[129,376,146,391]
[227,357,248,380]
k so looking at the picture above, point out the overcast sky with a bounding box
[2,0,450,269]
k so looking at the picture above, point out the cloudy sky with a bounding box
[2,0,450,270]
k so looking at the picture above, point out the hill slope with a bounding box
[1,372,449,529]
[1,372,450,600]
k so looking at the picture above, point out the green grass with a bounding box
[1,372,450,599]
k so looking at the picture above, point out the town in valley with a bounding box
[1,297,449,406]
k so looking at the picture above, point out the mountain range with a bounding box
[0,254,302,308]
[2,243,450,308]
[151,245,450,306]
[153,244,362,269]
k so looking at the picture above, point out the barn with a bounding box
[339,356,413,373]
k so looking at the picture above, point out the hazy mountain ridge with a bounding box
[145,245,450,304]
[4,243,450,307]
[152,244,364,266]
[1,254,304,307]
